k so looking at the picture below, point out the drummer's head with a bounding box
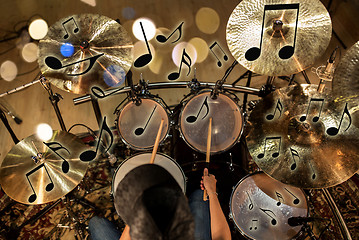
[114,164,194,239]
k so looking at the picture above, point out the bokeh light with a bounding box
[132,18,156,41]
[60,43,75,57]
[21,42,38,62]
[28,18,48,40]
[188,37,209,63]
[36,123,53,141]
[171,42,197,67]
[0,61,18,81]
[103,65,126,87]
[122,7,136,20]
[195,8,220,34]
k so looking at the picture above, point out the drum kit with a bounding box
[0,0,358,239]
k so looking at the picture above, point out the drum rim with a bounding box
[115,97,171,151]
[178,90,244,154]
[228,171,309,240]
[111,152,187,195]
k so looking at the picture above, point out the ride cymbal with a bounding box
[245,84,359,188]
[226,0,332,76]
[0,131,88,204]
[332,41,359,105]
[38,14,133,94]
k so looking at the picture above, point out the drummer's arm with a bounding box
[202,168,232,240]
[119,225,131,240]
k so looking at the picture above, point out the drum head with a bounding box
[180,91,243,154]
[230,172,308,240]
[112,153,186,195]
[117,99,169,150]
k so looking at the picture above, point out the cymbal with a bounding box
[226,0,332,76]
[38,14,133,94]
[245,84,359,188]
[0,131,88,204]
[332,41,359,105]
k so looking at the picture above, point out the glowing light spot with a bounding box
[36,123,53,141]
[60,43,75,57]
[22,42,38,62]
[189,37,208,63]
[172,42,197,67]
[28,19,48,40]
[195,8,220,34]
[133,18,156,41]
[80,0,96,7]
[103,65,126,87]
[122,7,136,20]
[0,61,17,81]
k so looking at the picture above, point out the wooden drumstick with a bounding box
[150,118,164,164]
[203,117,212,201]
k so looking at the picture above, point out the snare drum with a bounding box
[179,91,243,154]
[229,172,308,240]
[116,98,170,150]
[112,153,186,196]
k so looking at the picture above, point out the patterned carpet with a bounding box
[0,136,358,240]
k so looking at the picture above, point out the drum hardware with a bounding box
[40,77,67,131]
[0,98,22,124]
[187,68,201,94]
[228,153,234,172]
[211,60,238,100]
[73,82,260,105]
[317,47,338,93]
[0,108,20,144]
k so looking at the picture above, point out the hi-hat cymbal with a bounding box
[0,131,88,204]
[38,14,133,94]
[245,84,359,188]
[226,0,332,76]
[332,41,359,105]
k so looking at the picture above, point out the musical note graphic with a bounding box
[168,48,192,80]
[250,219,258,230]
[245,3,300,61]
[275,191,285,206]
[156,22,184,43]
[257,136,281,159]
[135,106,157,135]
[300,98,325,122]
[186,96,209,123]
[26,163,54,203]
[289,147,300,171]
[266,99,283,120]
[284,188,300,205]
[62,17,79,39]
[246,191,254,210]
[326,103,352,136]
[308,160,316,180]
[45,53,104,76]
[134,22,153,68]
[43,141,70,174]
[80,116,114,162]
[259,208,277,225]
[209,42,228,67]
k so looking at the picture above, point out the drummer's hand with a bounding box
[201,168,217,194]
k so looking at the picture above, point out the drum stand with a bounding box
[0,109,19,144]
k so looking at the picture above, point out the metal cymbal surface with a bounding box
[38,14,133,94]
[246,84,359,188]
[0,131,88,204]
[332,41,359,105]
[226,0,332,76]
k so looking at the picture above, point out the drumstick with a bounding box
[149,118,164,164]
[203,117,212,201]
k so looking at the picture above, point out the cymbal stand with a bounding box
[242,71,253,114]
[301,70,311,84]
[299,222,317,240]
[0,109,19,144]
[40,77,67,131]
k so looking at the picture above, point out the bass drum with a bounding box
[229,172,308,240]
[116,98,170,151]
[112,153,186,195]
[179,91,244,154]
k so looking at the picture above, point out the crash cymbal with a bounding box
[245,84,359,188]
[332,41,359,105]
[226,0,332,76]
[0,131,88,204]
[38,14,133,94]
